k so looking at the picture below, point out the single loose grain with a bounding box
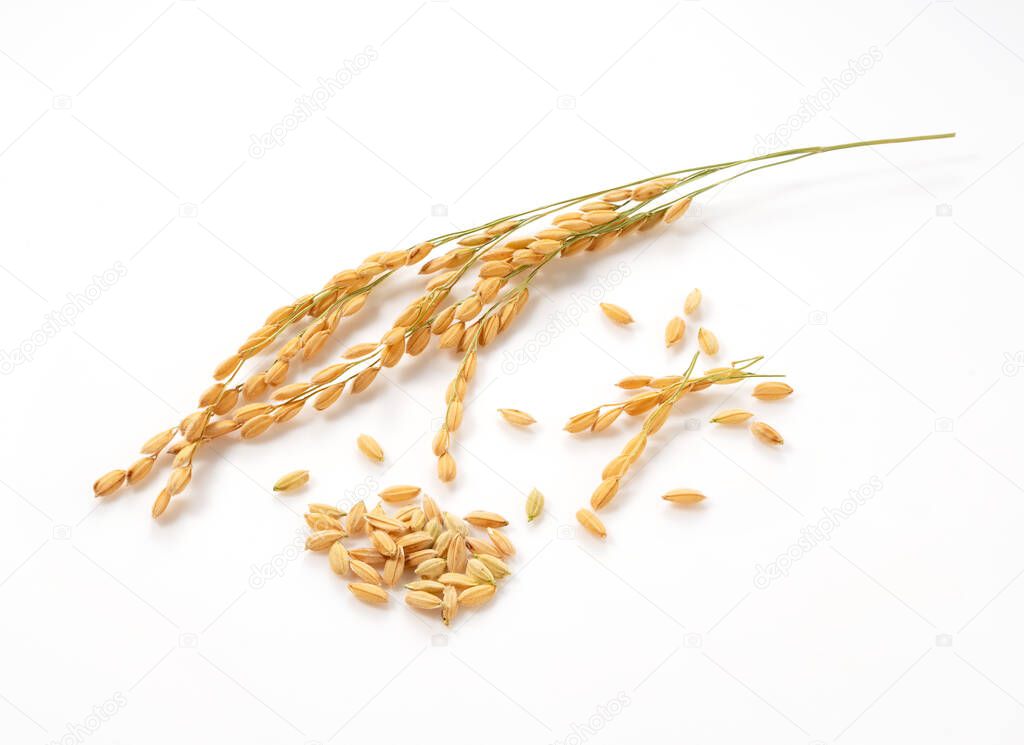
[273,470,309,492]
[349,582,388,604]
[599,303,634,325]
[525,488,544,521]
[697,327,718,356]
[357,434,384,462]
[464,510,508,528]
[665,316,685,347]
[576,508,607,539]
[497,408,536,427]
[752,382,793,400]
[662,488,705,505]
[684,288,702,315]
[710,409,754,424]
[379,485,421,503]
[750,420,784,446]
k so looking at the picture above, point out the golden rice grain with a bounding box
[475,554,511,579]
[441,585,458,626]
[697,327,719,355]
[273,470,309,492]
[602,188,633,202]
[437,452,456,482]
[306,530,345,551]
[351,366,380,394]
[525,488,544,522]
[167,466,192,496]
[366,514,408,534]
[684,288,702,315]
[466,557,495,585]
[710,409,754,424]
[415,557,447,579]
[328,541,350,575]
[273,382,311,401]
[497,408,536,427]
[141,429,176,456]
[350,548,386,566]
[593,408,622,433]
[439,572,479,589]
[486,528,515,556]
[662,488,706,505]
[357,433,384,462]
[126,456,155,485]
[310,502,344,518]
[576,508,607,539]
[446,536,469,573]
[379,484,421,503]
[616,375,652,389]
[459,583,496,607]
[564,408,600,433]
[371,529,398,558]
[751,421,784,446]
[240,414,274,439]
[600,303,634,325]
[465,537,500,557]
[93,469,126,497]
[349,582,388,604]
[590,478,620,510]
[665,316,686,347]
[383,549,405,586]
[346,500,367,534]
[464,511,508,528]
[421,494,441,522]
[305,512,342,531]
[151,488,171,518]
[397,531,434,552]
[752,382,794,400]
[664,197,692,224]
[350,559,383,584]
[405,590,442,610]
[405,580,445,594]
[445,512,470,536]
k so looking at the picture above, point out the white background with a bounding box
[1,1,1022,743]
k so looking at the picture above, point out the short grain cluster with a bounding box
[304,491,514,625]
